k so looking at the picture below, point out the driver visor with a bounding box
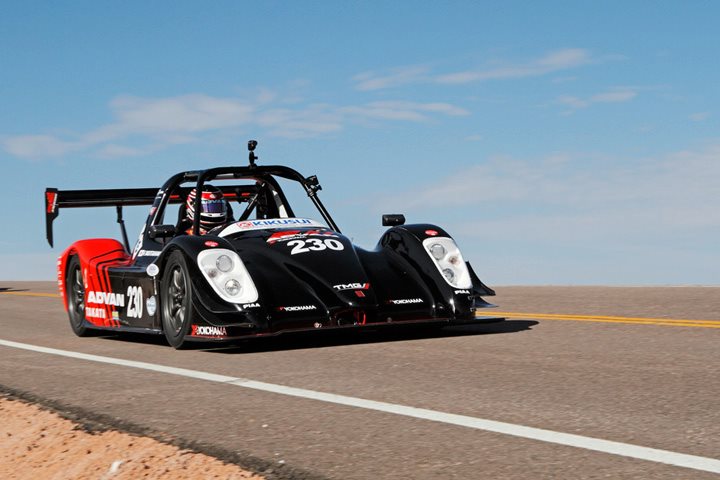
[202,199,226,214]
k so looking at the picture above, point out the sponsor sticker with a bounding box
[86,307,106,319]
[242,302,261,309]
[388,298,423,305]
[333,282,371,291]
[204,240,219,247]
[219,218,327,237]
[146,295,157,316]
[277,305,317,312]
[266,229,336,244]
[267,230,302,244]
[46,191,58,214]
[191,325,227,337]
[425,229,439,236]
[454,289,471,295]
[87,291,125,307]
[146,264,160,277]
[137,249,161,257]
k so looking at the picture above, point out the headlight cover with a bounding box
[422,237,472,289]
[197,248,258,304]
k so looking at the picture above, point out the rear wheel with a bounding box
[66,256,92,336]
[160,251,195,349]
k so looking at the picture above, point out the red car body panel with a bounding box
[58,239,131,326]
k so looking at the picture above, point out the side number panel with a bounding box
[126,285,144,319]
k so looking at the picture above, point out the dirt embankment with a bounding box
[0,397,264,480]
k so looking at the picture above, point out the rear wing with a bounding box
[44,186,258,247]
[45,188,159,248]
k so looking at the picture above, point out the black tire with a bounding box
[160,251,195,349]
[66,256,92,337]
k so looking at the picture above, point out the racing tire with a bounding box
[66,256,92,337]
[160,250,196,349]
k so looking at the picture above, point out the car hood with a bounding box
[216,219,378,311]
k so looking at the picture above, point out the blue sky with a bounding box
[1,1,718,284]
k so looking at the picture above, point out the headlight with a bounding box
[197,249,258,304]
[224,279,241,296]
[422,237,472,289]
[216,254,233,272]
[429,243,446,260]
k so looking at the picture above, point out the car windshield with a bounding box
[155,175,324,229]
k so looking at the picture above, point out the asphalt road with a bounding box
[1,282,719,479]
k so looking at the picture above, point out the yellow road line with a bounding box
[1,293,718,329]
[0,291,60,298]
[489,311,720,329]
[492,311,719,323]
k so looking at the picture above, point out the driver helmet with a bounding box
[186,185,228,233]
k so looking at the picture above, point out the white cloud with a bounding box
[351,49,595,91]
[256,105,343,138]
[558,87,638,111]
[2,135,81,158]
[95,144,162,158]
[352,66,430,91]
[435,48,592,84]
[341,101,469,122]
[110,94,255,134]
[689,112,710,122]
[591,90,637,103]
[375,145,720,241]
[1,94,469,158]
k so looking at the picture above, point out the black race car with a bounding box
[45,141,499,348]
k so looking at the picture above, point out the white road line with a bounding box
[2,338,719,475]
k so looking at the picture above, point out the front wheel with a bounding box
[66,256,92,336]
[160,251,195,349]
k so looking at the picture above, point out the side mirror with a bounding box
[148,224,177,239]
[382,214,405,227]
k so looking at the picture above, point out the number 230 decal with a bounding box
[126,285,143,318]
[287,238,344,255]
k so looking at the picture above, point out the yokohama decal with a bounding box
[191,325,227,337]
[388,298,424,305]
[277,305,317,312]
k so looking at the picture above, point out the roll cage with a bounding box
[149,165,340,236]
[45,161,340,250]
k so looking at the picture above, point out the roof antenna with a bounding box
[248,140,258,168]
